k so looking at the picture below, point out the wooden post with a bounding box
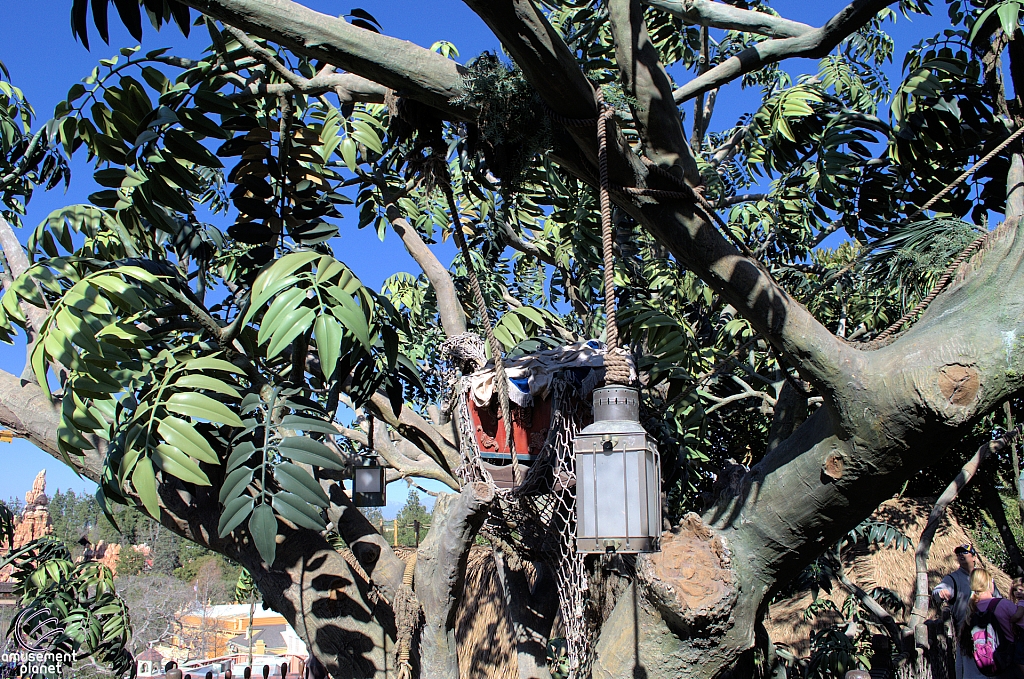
[393,519,398,546]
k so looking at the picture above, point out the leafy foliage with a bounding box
[0,503,134,677]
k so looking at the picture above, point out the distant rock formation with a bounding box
[10,469,53,548]
[0,470,54,581]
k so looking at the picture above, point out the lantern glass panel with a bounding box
[353,463,386,507]
[355,467,382,494]
[574,386,661,554]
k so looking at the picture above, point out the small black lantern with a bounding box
[575,386,661,553]
[352,456,386,507]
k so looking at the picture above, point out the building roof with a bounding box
[137,648,164,662]
[181,603,286,623]
[228,625,289,651]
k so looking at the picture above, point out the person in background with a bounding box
[224,671,232,679]
[1011,577,1024,607]
[243,668,251,679]
[933,544,1002,678]
[205,672,213,679]
[262,666,270,679]
[965,568,1024,678]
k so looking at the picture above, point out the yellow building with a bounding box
[168,604,295,665]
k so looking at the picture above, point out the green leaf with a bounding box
[226,441,257,472]
[166,392,244,427]
[266,307,315,357]
[256,287,305,345]
[131,456,160,517]
[998,1,1022,38]
[279,414,339,436]
[153,444,212,486]
[971,3,1003,43]
[275,462,330,506]
[218,495,254,537]
[172,374,242,398]
[219,465,254,505]
[247,251,321,317]
[330,294,371,351]
[314,315,343,381]
[157,416,220,464]
[351,119,383,154]
[278,436,344,470]
[182,356,246,374]
[273,492,326,531]
[249,503,278,564]
[340,137,357,171]
[164,129,223,168]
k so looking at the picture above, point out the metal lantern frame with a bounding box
[352,455,386,507]
[575,385,661,554]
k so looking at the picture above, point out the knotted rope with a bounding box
[440,183,520,483]
[595,89,633,386]
[551,88,770,387]
[394,554,420,679]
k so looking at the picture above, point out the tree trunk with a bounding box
[414,482,494,679]
[492,551,558,679]
[980,481,1024,576]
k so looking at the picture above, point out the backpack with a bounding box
[969,600,1014,676]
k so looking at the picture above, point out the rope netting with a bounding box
[453,370,596,677]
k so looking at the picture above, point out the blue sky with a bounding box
[0,1,954,513]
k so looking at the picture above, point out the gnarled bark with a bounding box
[415,482,495,678]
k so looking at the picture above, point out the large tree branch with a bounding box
[383,208,468,338]
[609,0,699,183]
[0,215,49,344]
[368,412,461,490]
[322,479,407,601]
[492,550,558,678]
[672,0,899,103]
[183,0,468,116]
[224,74,387,103]
[644,0,814,38]
[461,0,850,396]
[460,0,597,123]
[365,391,461,477]
[415,482,495,678]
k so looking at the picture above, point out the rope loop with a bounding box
[595,88,632,386]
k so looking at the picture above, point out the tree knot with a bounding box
[938,364,979,407]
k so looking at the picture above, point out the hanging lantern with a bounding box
[575,386,661,553]
[352,456,386,507]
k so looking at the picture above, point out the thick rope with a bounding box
[441,183,520,483]
[550,96,1024,346]
[544,100,759,261]
[395,554,419,679]
[596,90,633,386]
[824,124,1024,343]
[871,232,989,342]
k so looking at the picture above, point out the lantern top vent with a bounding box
[593,386,639,423]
